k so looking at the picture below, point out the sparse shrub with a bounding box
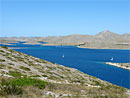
[51,61,55,64]
[0,79,23,96]
[27,54,30,56]
[9,49,14,53]
[31,75,41,77]
[0,67,3,69]
[0,59,5,62]
[8,71,26,77]
[47,66,54,70]
[92,80,102,86]
[94,81,100,86]
[0,50,5,52]
[35,59,41,63]
[41,60,47,63]
[16,57,24,61]
[0,64,6,67]
[8,66,13,69]
[46,83,82,93]
[47,83,57,90]
[20,66,31,71]
[0,77,48,96]
[0,64,6,69]
[28,61,36,66]
[42,74,48,77]
[1,45,8,49]
[8,63,14,65]
[6,56,16,61]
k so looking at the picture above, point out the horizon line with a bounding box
[0,30,129,37]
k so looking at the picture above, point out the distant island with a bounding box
[0,30,130,49]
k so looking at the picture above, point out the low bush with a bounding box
[41,60,47,63]
[8,71,26,77]
[10,77,48,89]
[0,59,5,62]
[0,64,6,69]
[16,57,24,61]
[0,76,48,96]
[20,66,31,71]
[1,45,8,49]
[0,50,5,52]
[31,75,41,77]
[0,79,23,96]
[0,64,6,67]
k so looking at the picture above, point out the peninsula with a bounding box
[106,62,130,70]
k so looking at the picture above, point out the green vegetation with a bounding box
[1,45,8,49]
[0,77,48,96]
[20,66,31,71]
[42,74,48,77]
[0,50,5,53]
[0,64,6,69]
[31,75,41,77]
[47,66,56,70]
[0,79,23,96]
[34,59,41,63]
[16,57,24,61]
[6,56,17,62]
[28,61,37,66]
[51,61,56,64]
[8,62,14,65]
[9,76,48,89]
[41,59,47,63]
[92,80,102,86]
[0,59,5,62]
[8,66,13,69]
[8,71,26,77]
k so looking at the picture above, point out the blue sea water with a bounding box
[1,42,130,89]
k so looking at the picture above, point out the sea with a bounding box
[1,41,130,89]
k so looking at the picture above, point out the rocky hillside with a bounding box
[0,46,129,98]
[42,30,130,49]
[95,30,121,40]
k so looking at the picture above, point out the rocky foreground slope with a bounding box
[0,46,129,98]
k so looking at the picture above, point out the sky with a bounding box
[0,0,129,37]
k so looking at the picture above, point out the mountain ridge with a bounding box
[0,30,130,49]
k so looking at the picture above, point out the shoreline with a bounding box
[77,46,130,50]
[1,41,130,50]
[43,43,130,50]
[106,62,130,70]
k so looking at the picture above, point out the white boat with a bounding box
[62,54,64,58]
[110,57,113,61]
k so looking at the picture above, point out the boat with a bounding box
[62,54,64,58]
[110,57,113,61]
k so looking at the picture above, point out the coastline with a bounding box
[106,62,130,70]
[1,40,130,50]
[43,43,130,50]
[77,46,130,50]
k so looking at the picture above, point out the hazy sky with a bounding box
[0,0,129,37]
